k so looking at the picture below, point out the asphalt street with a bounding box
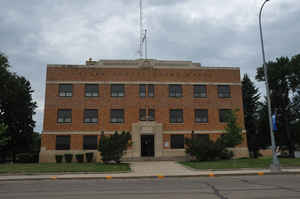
[0,175,300,199]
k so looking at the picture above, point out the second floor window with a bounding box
[170,109,183,123]
[195,109,208,123]
[218,85,231,98]
[57,109,72,123]
[139,84,155,97]
[148,109,155,121]
[85,84,99,97]
[111,84,125,97]
[59,84,72,97]
[169,85,182,97]
[111,109,124,123]
[148,84,154,97]
[139,109,155,121]
[219,109,232,123]
[84,109,98,123]
[139,109,146,121]
[194,85,207,98]
[139,84,146,97]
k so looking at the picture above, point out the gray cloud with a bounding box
[0,0,299,132]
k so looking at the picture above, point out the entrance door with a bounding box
[141,135,154,157]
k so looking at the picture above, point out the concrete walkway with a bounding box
[1,161,300,181]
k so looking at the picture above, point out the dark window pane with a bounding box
[84,109,98,123]
[111,109,124,123]
[57,109,72,123]
[195,109,208,123]
[111,84,125,97]
[193,134,209,142]
[85,84,99,97]
[219,109,231,123]
[139,109,146,121]
[59,84,72,97]
[194,85,207,98]
[83,135,98,150]
[148,84,154,97]
[171,135,184,149]
[139,84,146,97]
[218,85,231,98]
[169,85,182,97]
[56,135,70,150]
[148,109,155,121]
[170,109,183,123]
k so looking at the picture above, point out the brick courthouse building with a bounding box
[39,59,248,162]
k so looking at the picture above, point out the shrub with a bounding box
[55,155,63,163]
[16,153,35,163]
[75,154,84,163]
[98,131,131,163]
[85,152,94,163]
[64,154,73,163]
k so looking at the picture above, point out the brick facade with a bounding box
[40,59,248,162]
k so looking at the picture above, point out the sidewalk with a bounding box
[1,161,300,181]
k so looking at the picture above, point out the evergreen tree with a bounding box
[222,109,243,147]
[242,74,260,158]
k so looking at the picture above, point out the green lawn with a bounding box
[180,157,300,170]
[0,163,130,174]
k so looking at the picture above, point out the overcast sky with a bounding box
[1,0,299,132]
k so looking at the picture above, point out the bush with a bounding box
[85,152,94,163]
[98,131,131,163]
[16,153,35,163]
[75,154,84,163]
[55,155,63,163]
[64,154,73,163]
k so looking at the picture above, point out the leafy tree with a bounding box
[256,56,299,158]
[0,53,37,162]
[0,124,8,149]
[242,74,260,158]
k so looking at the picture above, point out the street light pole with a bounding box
[259,0,280,172]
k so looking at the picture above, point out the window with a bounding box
[195,109,208,123]
[57,109,72,123]
[111,109,124,123]
[171,135,184,149]
[170,109,183,123]
[169,85,182,97]
[194,85,207,98]
[83,135,98,150]
[56,135,70,150]
[148,109,155,121]
[218,85,231,98]
[139,84,146,97]
[193,134,209,142]
[59,84,72,97]
[85,84,99,97]
[84,109,98,123]
[148,84,155,97]
[139,109,146,121]
[111,84,125,97]
[219,109,232,123]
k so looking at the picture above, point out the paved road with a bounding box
[0,175,300,199]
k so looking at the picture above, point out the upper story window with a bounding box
[170,109,183,123]
[171,135,184,149]
[56,135,70,150]
[83,135,98,150]
[111,109,124,123]
[169,84,182,97]
[59,84,72,97]
[218,85,231,98]
[111,84,125,97]
[148,84,154,97]
[148,109,155,121]
[85,84,99,97]
[195,109,208,123]
[84,109,98,123]
[139,109,155,121]
[194,85,207,98]
[57,109,72,123]
[139,84,146,97]
[139,109,146,121]
[219,109,232,123]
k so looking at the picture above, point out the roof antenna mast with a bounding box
[138,0,148,59]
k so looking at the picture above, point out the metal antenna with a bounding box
[138,0,143,58]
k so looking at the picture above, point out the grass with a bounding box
[0,163,130,174]
[180,157,300,170]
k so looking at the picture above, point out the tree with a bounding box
[0,53,37,162]
[256,55,300,158]
[242,74,260,158]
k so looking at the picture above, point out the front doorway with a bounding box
[141,135,154,157]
